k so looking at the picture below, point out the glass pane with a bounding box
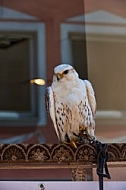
[85,1,126,143]
[0,37,30,111]
[85,2,126,113]
[86,35,126,111]
[70,33,88,79]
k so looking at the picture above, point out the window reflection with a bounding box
[84,1,126,142]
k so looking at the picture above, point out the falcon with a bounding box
[45,64,96,146]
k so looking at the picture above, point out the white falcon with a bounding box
[45,64,96,145]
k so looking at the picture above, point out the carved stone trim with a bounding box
[0,143,126,163]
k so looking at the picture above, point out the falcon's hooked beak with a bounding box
[56,73,63,81]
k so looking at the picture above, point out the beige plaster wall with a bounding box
[87,34,126,111]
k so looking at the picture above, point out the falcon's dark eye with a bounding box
[63,70,69,75]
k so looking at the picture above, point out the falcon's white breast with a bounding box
[45,64,96,142]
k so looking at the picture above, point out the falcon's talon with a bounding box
[63,139,77,148]
[79,125,86,131]
[70,139,77,149]
[63,140,69,145]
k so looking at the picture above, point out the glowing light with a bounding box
[30,79,45,85]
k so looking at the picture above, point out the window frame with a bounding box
[0,22,46,126]
[60,23,85,64]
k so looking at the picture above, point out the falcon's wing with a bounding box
[45,87,60,140]
[84,80,96,116]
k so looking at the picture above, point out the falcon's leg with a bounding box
[87,126,95,140]
[79,124,96,143]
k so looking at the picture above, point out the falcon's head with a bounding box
[53,64,78,82]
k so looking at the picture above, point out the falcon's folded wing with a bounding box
[84,80,96,116]
[45,87,60,140]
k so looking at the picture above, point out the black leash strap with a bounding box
[78,129,111,190]
[95,141,111,190]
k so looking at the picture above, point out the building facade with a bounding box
[0,0,126,180]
